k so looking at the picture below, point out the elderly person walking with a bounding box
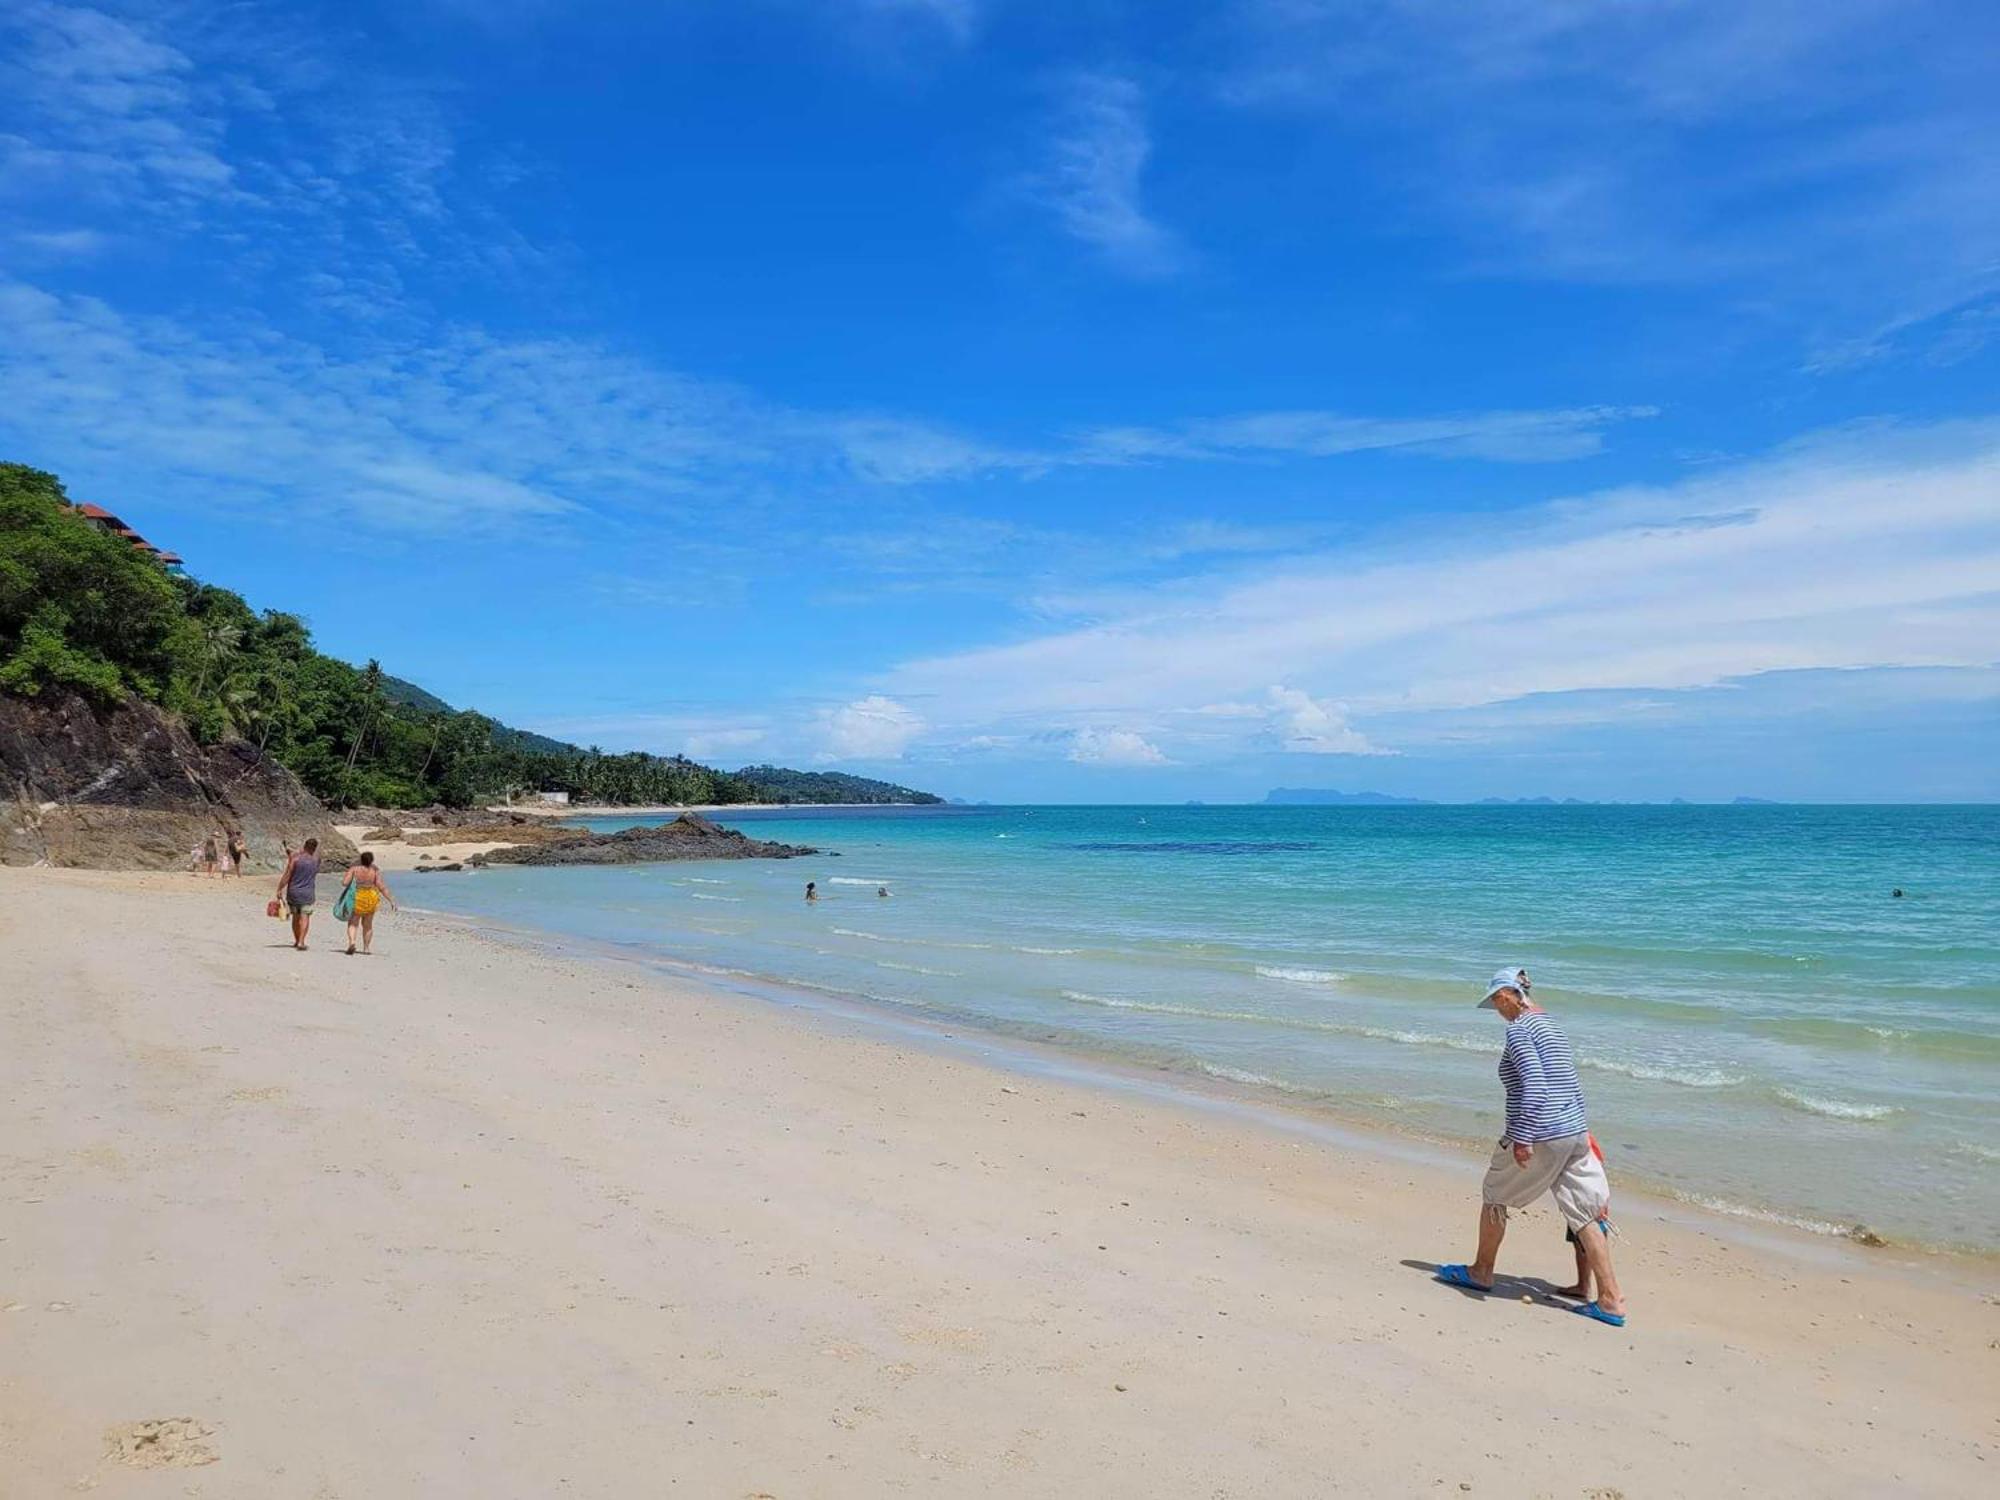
[1435,966,1628,1327]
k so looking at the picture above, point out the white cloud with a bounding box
[1264,686,1389,755]
[820,695,925,760]
[1027,72,1186,277]
[881,418,2000,755]
[1068,728,1170,766]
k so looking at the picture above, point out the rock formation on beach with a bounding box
[406,819,577,848]
[0,688,356,869]
[466,812,814,866]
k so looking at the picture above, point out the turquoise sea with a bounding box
[406,804,2000,1252]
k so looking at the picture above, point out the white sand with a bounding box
[1,868,1992,1497]
[332,824,517,871]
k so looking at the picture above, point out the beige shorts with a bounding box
[1481,1132,1609,1230]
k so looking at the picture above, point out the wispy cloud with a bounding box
[1080,406,1656,465]
[0,279,763,530]
[873,418,2000,761]
[0,0,231,219]
[1220,0,2000,361]
[0,270,1654,544]
[0,1,528,319]
[522,711,774,762]
[1025,72,1187,277]
[8,226,109,257]
[851,0,982,46]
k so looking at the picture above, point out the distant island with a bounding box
[1265,788,1432,805]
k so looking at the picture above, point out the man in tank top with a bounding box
[276,838,322,951]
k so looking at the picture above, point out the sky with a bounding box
[1,0,1996,802]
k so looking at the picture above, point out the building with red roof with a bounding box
[71,501,184,571]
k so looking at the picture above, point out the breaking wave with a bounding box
[1773,1089,1899,1122]
[1254,965,1347,985]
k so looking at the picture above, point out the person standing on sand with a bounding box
[1435,966,1628,1328]
[227,830,248,876]
[275,837,321,951]
[199,832,220,877]
[339,851,395,956]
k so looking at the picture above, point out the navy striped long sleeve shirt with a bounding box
[1498,1010,1589,1143]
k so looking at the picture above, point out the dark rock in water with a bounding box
[1848,1224,1889,1248]
[413,861,463,873]
[467,812,814,867]
[0,688,355,870]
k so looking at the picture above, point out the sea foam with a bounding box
[1774,1089,1899,1122]
[1254,965,1347,985]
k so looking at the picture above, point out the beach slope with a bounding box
[1,869,1991,1496]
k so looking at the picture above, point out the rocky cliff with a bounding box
[0,689,356,870]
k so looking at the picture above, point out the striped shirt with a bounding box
[1498,1010,1588,1143]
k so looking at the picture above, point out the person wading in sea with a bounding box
[1435,966,1628,1327]
[275,838,321,951]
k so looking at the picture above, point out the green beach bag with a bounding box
[333,880,356,922]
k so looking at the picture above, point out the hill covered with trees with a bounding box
[733,766,944,805]
[0,464,937,809]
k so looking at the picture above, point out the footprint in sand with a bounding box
[105,1418,219,1468]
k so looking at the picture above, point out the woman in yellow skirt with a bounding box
[339,850,397,957]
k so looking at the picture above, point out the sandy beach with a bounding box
[2,868,1993,1497]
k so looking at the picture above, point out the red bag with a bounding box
[266,899,283,919]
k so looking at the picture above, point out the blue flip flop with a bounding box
[1574,1300,1627,1327]
[1434,1263,1493,1294]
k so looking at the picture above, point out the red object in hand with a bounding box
[266,899,282,919]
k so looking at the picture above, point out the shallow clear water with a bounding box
[407,804,2000,1251]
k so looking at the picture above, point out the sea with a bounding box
[405,803,2000,1254]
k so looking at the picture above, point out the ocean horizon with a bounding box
[406,802,2000,1254]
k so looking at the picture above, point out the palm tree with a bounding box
[189,619,243,704]
[342,660,385,778]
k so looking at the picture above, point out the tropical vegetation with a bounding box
[733,765,944,805]
[0,463,934,809]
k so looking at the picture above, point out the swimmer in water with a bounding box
[805,881,818,902]
[878,886,890,898]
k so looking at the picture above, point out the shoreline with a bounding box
[414,898,1999,1272]
[335,802,939,870]
[508,800,945,818]
[4,867,1994,1496]
[350,844,1995,1257]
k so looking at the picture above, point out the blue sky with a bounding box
[2,0,1995,801]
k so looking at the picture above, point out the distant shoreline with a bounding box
[498,800,944,818]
